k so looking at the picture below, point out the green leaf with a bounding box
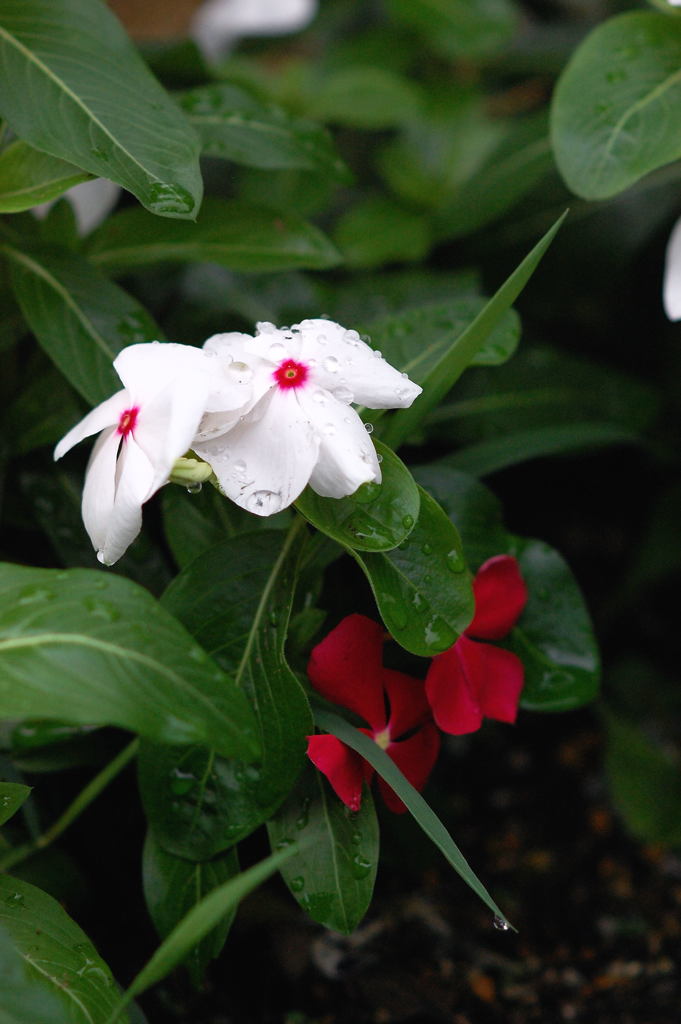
[0,923,71,1024]
[267,762,379,934]
[353,487,473,656]
[382,212,566,450]
[605,714,681,845]
[0,564,260,759]
[509,539,600,712]
[434,112,553,240]
[314,710,513,930]
[363,299,521,386]
[162,484,290,570]
[296,441,420,553]
[4,357,82,455]
[551,13,681,199]
[385,0,517,59]
[143,833,239,987]
[110,843,305,1020]
[141,527,312,858]
[3,246,161,404]
[446,421,639,477]
[179,82,348,179]
[0,875,125,1023]
[307,66,422,128]
[333,195,431,270]
[0,782,31,826]
[87,199,341,274]
[0,0,202,218]
[0,140,89,213]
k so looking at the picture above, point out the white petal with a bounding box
[133,374,215,496]
[664,216,681,320]
[194,390,319,515]
[66,178,120,235]
[98,439,155,565]
[114,342,212,405]
[296,318,422,408]
[301,395,381,498]
[54,390,129,461]
[81,427,120,555]
[191,0,317,60]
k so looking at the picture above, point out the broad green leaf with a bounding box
[446,421,639,477]
[4,357,82,455]
[414,466,600,710]
[179,82,348,179]
[162,484,290,570]
[307,67,422,128]
[0,0,202,218]
[0,564,260,759]
[363,299,520,387]
[353,487,473,656]
[110,843,305,1020]
[0,875,125,1023]
[0,782,31,826]
[143,833,239,987]
[412,464,508,569]
[508,539,600,712]
[267,762,379,934]
[315,710,513,929]
[333,195,431,269]
[320,268,480,326]
[21,468,173,595]
[0,140,89,213]
[605,714,681,845]
[296,441,420,552]
[434,112,553,240]
[551,13,681,199]
[141,528,312,858]
[87,200,341,274]
[4,246,161,404]
[385,0,517,59]
[382,212,566,450]
[0,924,70,1024]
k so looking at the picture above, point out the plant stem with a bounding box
[0,737,139,873]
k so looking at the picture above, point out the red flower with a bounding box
[425,555,528,735]
[306,614,440,813]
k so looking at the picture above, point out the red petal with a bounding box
[382,668,431,739]
[477,647,524,724]
[378,725,441,814]
[306,734,366,812]
[307,614,387,730]
[425,636,483,735]
[468,555,528,640]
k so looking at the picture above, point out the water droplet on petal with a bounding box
[246,490,283,514]
[316,333,327,346]
[185,481,202,494]
[323,422,336,437]
[343,329,360,345]
[373,349,383,359]
[234,459,247,474]
[364,422,374,434]
[268,341,287,361]
[229,361,253,384]
[312,389,326,405]
[493,915,511,931]
[323,355,339,373]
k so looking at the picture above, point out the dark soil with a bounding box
[140,709,681,1024]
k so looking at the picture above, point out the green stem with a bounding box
[0,738,139,873]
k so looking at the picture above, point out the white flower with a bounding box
[192,319,422,516]
[54,342,252,565]
[191,0,318,62]
[663,215,681,320]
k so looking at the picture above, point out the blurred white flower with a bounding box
[191,0,317,61]
[192,319,422,516]
[33,177,120,235]
[54,342,252,565]
[663,215,681,320]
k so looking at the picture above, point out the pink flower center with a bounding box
[117,406,139,438]
[273,358,309,390]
